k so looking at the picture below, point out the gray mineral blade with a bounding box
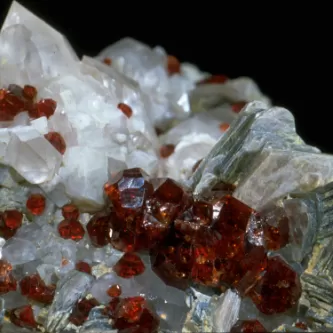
[188,101,333,211]
[46,270,94,332]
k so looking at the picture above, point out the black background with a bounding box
[0,1,331,152]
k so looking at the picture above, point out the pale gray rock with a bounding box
[2,237,37,265]
[46,270,94,333]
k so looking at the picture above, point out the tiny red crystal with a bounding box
[19,274,55,304]
[231,101,247,113]
[69,298,99,326]
[26,193,46,215]
[107,284,122,297]
[103,57,112,65]
[58,219,85,241]
[9,305,38,329]
[2,209,23,229]
[197,74,229,85]
[111,296,160,333]
[113,253,145,278]
[167,55,181,75]
[219,123,230,132]
[62,204,80,220]
[35,98,57,118]
[117,102,133,118]
[44,131,67,155]
[75,261,92,274]
[23,85,37,100]
[87,212,112,247]
[230,320,267,332]
[160,144,175,158]
[0,259,17,295]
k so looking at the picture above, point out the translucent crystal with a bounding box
[2,237,37,265]
[46,270,94,332]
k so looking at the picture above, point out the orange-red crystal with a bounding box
[44,131,67,155]
[230,320,267,332]
[167,55,181,75]
[117,102,133,118]
[9,305,38,329]
[26,193,46,215]
[62,204,80,220]
[109,296,159,333]
[160,144,175,158]
[197,74,229,85]
[0,210,23,239]
[113,253,145,278]
[0,259,17,294]
[231,101,247,113]
[69,298,99,326]
[19,274,55,304]
[58,219,85,241]
[107,284,122,297]
[75,261,92,275]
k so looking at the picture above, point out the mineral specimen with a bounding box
[0,1,331,332]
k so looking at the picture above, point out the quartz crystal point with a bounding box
[97,38,194,129]
[189,101,333,210]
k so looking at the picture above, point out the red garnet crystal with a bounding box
[249,256,302,314]
[105,168,153,219]
[62,204,80,220]
[9,305,38,329]
[160,144,175,158]
[44,131,67,155]
[0,210,23,239]
[87,212,112,247]
[75,261,92,274]
[35,98,57,118]
[230,320,267,332]
[0,87,25,121]
[167,55,181,75]
[26,193,46,215]
[0,259,17,294]
[219,123,230,132]
[231,101,247,113]
[107,284,122,297]
[69,298,99,326]
[58,219,85,241]
[103,57,112,65]
[261,209,290,251]
[113,253,145,278]
[117,102,133,118]
[23,85,37,100]
[151,194,263,290]
[2,210,23,229]
[19,274,56,304]
[111,296,159,333]
[197,74,229,85]
[295,322,308,330]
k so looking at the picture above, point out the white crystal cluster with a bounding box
[0,2,268,210]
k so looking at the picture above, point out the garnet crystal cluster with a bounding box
[0,2,332,333]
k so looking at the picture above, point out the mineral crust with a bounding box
[0,1,331,333]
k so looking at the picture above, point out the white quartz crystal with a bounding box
[2,237,37,265]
